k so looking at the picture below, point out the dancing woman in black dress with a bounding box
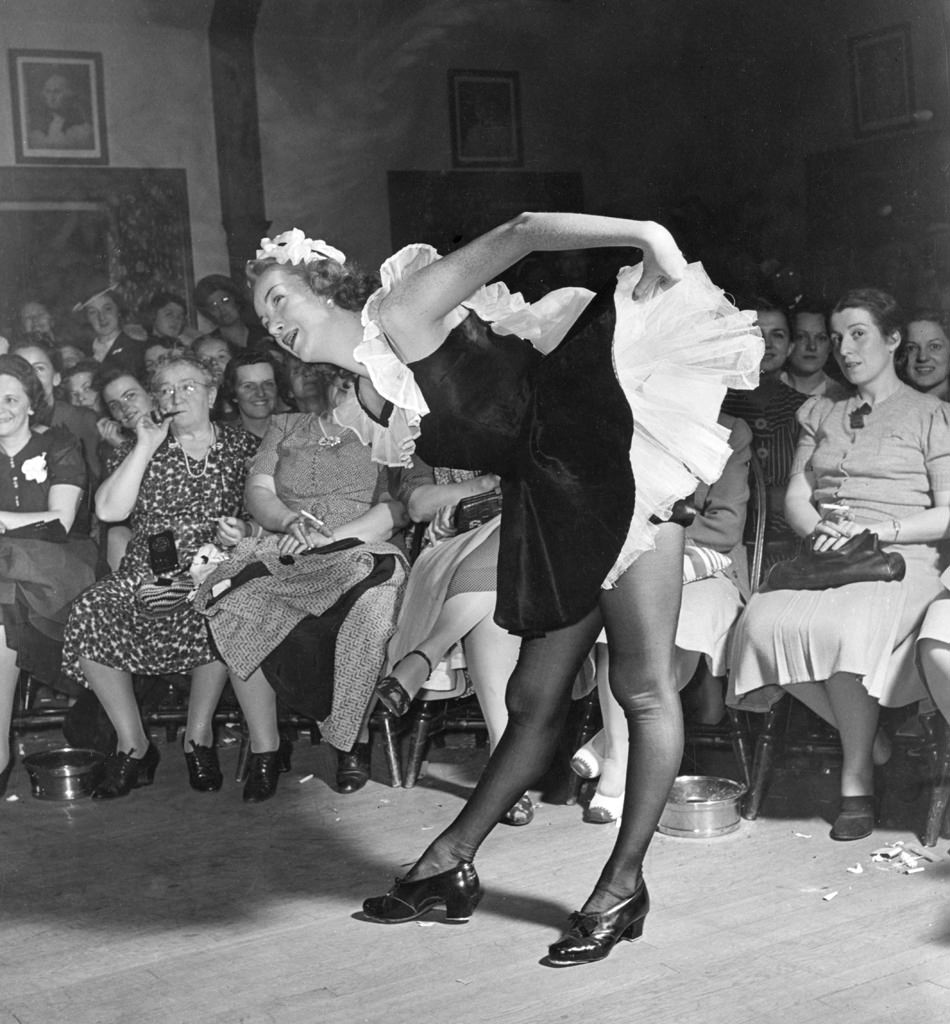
[247,214,761,966]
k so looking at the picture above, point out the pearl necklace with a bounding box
[318,415,342,448]
[177,426,217,478]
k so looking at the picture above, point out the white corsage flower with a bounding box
[21,454,47,484]
[256,228,346,267]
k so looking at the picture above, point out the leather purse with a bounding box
[762,529,905,592]
[453,489,503,533]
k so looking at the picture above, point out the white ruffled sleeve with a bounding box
[354,243,593,466]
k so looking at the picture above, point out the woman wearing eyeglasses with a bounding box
[61,351,259,798]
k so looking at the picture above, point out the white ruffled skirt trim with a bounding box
[603,262,762,586]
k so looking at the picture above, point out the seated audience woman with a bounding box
[194,274,269,350]
[902,310,950,403]
[62,359,106,417]
[190,368,428,801]
[221,349,281,444]
[722,298,809,565]
[72,287,145,377]
[0,354,98,795]
[782,301,850,399]
[572,413,753,822]
[730,288,950,841]
[141,290,200,348]
[374,468,531,823]
[61,352,259,798]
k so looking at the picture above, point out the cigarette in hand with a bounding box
[298,510,325,528]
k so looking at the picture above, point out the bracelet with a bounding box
[891,518,902,543]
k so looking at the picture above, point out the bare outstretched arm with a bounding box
[379,212,686,363]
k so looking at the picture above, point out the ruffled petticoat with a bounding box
[338,244,762,587]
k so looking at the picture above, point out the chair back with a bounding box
[745,448,768,592]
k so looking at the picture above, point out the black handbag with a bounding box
[762,529,905,592]
[453,489,503,533]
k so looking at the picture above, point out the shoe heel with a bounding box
[278,736,292,773]
[444,887,481,922]
[622,918,645,941]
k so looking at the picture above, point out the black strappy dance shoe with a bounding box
[373,649,433,717]
[545,883,650,967]
[362,861,481,923]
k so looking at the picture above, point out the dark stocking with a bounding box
[584,523,685,912]
[404,608,603,881]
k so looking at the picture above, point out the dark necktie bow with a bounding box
[849,403,872,429]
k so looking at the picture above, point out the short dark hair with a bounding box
[832,288,902,338]
[62,358,102,385]
[10,335,61,373]
[97,364,145,394]
[752,296,791,334]
[0,353,50,419]
[194,275,243,313]
[222,348,283,403]
[906,308,950,334]
[140,290,187,329]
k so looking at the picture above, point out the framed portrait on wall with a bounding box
[449,70,523,168]
[8,49,109,164]
[849,25,915,136]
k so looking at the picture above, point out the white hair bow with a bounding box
[256,228,346,266]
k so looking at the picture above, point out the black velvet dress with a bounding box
[407,286,635,637]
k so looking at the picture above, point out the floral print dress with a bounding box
[62,424,257,680]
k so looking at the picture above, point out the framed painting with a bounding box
[849,25,915,136]
[8,49,109,164]
[449,69,523,168]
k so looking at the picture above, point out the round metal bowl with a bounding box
[657,775,746,838]
[22,748,105,801]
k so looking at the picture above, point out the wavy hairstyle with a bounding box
[0,352,50,419]
[831,288,903,339]
[245,256,380,313]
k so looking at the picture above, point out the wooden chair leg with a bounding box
[742,699,786,820]
[563,692,601,806]
[403,703,444,789]
[234,722,251,783]
[919,711,950,847]
[370,708,404,789]
[726,707,753,794]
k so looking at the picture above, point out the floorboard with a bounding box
[1,729,948,1024]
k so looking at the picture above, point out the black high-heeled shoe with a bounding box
[373,650,432,717]
[183,740,223,793]
[336,742,371,794]
[362,861,481,923]
[0,754,13,799]
[546,883,650,967]
[92,742,160,799]
[242,736,293,803]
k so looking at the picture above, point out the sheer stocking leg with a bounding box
[584,524,685,913]
[403,608,603,881]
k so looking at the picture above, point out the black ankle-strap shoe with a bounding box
[362,861,481,923]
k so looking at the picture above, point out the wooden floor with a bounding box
[1,727,948,1024]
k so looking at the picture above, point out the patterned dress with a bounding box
[191,411,431,750]
[62,424,257,680]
